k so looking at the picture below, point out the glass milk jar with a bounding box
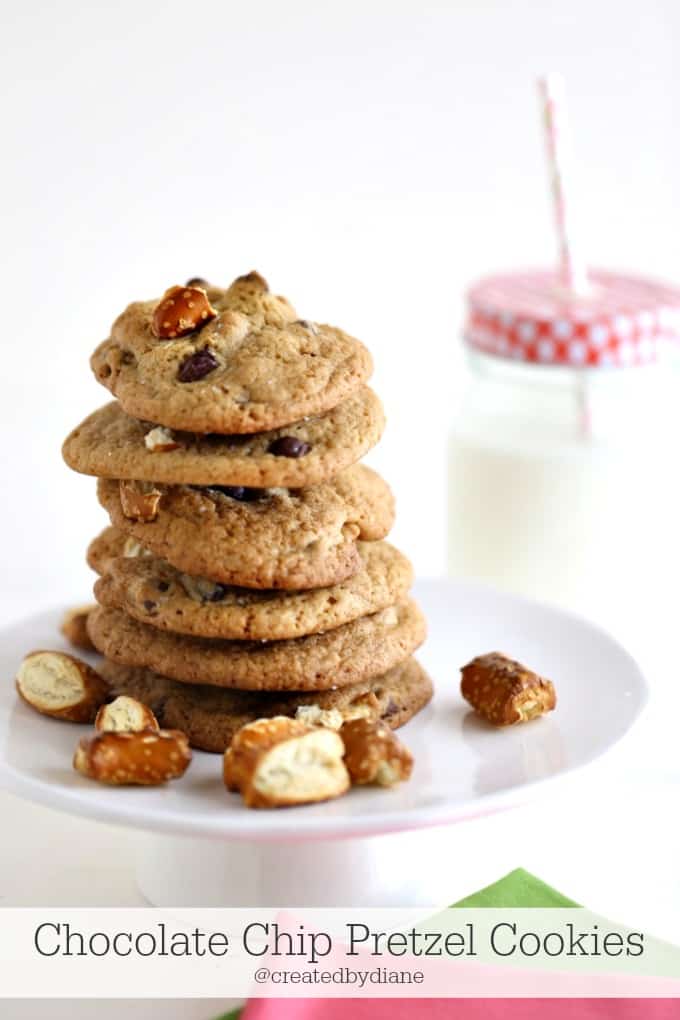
[448,269,680,641]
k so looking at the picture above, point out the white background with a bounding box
[2,3,680,1017]
[3,0,680,619]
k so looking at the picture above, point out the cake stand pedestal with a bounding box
[134,825,464,907]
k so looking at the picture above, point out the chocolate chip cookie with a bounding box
[63,387,384,487]
[90,271,373,434]
[86,526,144,576]
[87,599,426,691]
[96,465,395,590]
[93,539,413,640]
[100,657,433,752]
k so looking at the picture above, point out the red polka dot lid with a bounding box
[464,269,680,367]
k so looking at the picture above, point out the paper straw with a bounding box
[538,73,588,294]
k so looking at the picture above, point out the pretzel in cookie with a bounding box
[119,479,163,522]
[294,691,380,732]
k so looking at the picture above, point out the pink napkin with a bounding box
[233,870,680,1019]
[242,999,679,1019]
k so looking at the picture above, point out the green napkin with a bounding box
[451,868,579,909]
[213,869,577,1020]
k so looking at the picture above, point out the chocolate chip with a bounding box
[186,277,209,287]
[143,599,157,613]
[177,348,218,383]
[209,485,264,502]
[382,698,399,719]
[268,436,311,458]
[157,581,170,592]
[207,584,228,602]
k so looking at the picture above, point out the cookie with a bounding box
[86,527,148,576]
[62,388,384,488]
[90,271,373,434]
[96,464,395,590]
[87,599,426,691]
[100,657,433,752]
[93,540,413,640]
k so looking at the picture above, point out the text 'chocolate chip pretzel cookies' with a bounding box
[58,270,432,801]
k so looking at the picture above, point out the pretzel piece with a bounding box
[223,716,349,808]
[16,650,108,723]
[74,729,191,785]
[461,652,556,726]
[95,695,159,733]
[341,717,413,787]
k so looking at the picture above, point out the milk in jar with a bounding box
[448,269,680,640]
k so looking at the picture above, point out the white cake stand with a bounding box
[0,579,647,907]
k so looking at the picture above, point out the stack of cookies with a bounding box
[62,271,431,753]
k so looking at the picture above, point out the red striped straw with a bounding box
[538,73,588,295]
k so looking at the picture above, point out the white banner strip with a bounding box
[1,908,679,999]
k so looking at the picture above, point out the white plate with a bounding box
[0,579,647,843]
